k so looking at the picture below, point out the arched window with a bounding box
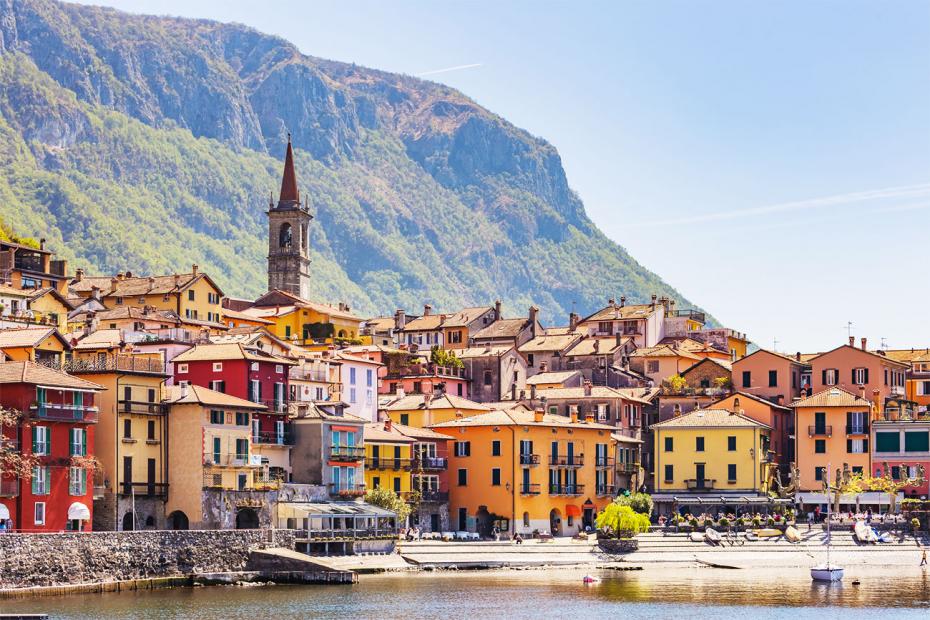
[522,511,530,528]
[279,223,293,249]
[300,224,306,250]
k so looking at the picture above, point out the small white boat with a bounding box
[689,531,704,542]
[811,564,845,582]
[784,525,801,543]
[877,531,893,543]
[704,528,722,545]
[854,521,878,544]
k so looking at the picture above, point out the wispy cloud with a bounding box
[632,182,930,228]
[415,63,483,77]
[874,201,930,213]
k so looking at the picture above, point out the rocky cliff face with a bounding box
[0,0,705,323]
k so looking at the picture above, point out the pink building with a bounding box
[731,349,810,405]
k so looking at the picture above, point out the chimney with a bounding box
[650,294,657,309]
[619,296,626,308]
[75,268,85,282]
[569,312,580,332]
[494,299,502,321]
[860,337,867,351]
[530,384,537,401]
[91,286,100,301]
[423,304,432,316]
[539,361,548,373]
[117,272,124,280]
[125,271,133,279]
[569,405,579,423]
[529,306,539,337]
[511,384,517,400]
[174,274,181,287]
[39,238,46,251]
[534,408,545,423]
[110,277,119,290]
[849,336,855,347]
[396,387,406,398]
[180,382,189,399]
[583,380,592,397]
[394,309,406,330]
[673,403,682,417]
[192,264,199,276]
[455,410,464,419]
[384,418,392,432]
[775,395,784,406]
[732,397,741,414]
[872,389,881,417]
[584,412,595,424]
[795,352,801,361]
[593,339,600,353]
[519,389,526,400]
[608,298,616,306]
[616,333,623,348]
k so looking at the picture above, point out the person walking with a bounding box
[921,549,927,567]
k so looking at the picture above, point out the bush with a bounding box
[363,487,410,523]
[718,517,730,527]
[614,492,653,516]
[595,504,651,536]
[752,516,762,527]
[766,516,775,527]
[689,517,699,527]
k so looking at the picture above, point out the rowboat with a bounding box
[752,528,782,538]
[854,521,878,543]
[784,525,801,543]
[877,531,893,543]
[689,531,704,543]
[705,528,722,545]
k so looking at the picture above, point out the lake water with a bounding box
[5,567,930,619]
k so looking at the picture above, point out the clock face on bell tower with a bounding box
[267,134,312,300]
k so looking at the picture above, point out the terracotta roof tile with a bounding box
[651,408,770,429]
[164,384,264,409]
[0,361,103,390]
[790,387,872,408]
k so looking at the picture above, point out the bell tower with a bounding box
[267,135,312,299]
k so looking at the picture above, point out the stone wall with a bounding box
[0,529,296,589]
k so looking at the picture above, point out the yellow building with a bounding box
[69,266,225,327]
[380,393,492,428]
[21,288,72,331]
[364,420,414,496]
[164,384,266,529]
[431,408,617,537]
[652,408,773,498]
[61,350,169,531]
[0,326,69,362]
[239,289,362,349]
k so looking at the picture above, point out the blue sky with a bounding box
[78,1,930,353]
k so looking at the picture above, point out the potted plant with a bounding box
[766,516,776,527]
[911,517,921,533]
[718,517,730,528]
[751,515,762,527]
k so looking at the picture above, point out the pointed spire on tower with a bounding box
[278,132,299,204]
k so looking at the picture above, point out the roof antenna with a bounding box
[772,337,779,352]
[843,321,854,339]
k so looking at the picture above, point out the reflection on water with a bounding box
[5,567,929,619]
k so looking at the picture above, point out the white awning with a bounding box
[797,492,892,506]
[67,502,90,520]
[0,504,9,520]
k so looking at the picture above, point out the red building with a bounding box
[0,361,102,531]
[394,422,453,533]
[172,342,296,446]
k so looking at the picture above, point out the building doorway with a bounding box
[121,511,135,531]
[549,508,562,536]
[167,511,189,530]
[236,508,260,529]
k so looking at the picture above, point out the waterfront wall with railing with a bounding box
[0,529,296,589]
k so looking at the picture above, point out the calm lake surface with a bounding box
[5,567,930,619]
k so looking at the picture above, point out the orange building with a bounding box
[431,408,616,537]
[731,349,810,406]
[807,338,909,403]
[792,387,873,491]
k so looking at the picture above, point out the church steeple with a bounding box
[278,133,299,205]
[267,135,312,299]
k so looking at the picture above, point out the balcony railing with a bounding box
[253,472,286,490]
[330,445,365,461]
[616,462,641,474]
[31,402,99,423]
[595,456,615,468]
[119,400,168,416]
[119,481,168,498]
[43,355,167,375]
[520,483,541,495]
[417,490,449,503]
[366,458,412,470]
[548,455,584,467]
[201,471,260,491]
[845,424,869,435]
[596,484,616,496]
[413,456,448,471]
[203,453,255,467]
[250,399,290,414]
[328,483,366,498]
[252,430,295,446]
[684,479,716,490]
[762,450,776,463]
[519,453,540,466]
[290,368,330,382]
[0,479,19,497]
[549,484,585,496]
[305,527,396,540]
[808,425,832,437]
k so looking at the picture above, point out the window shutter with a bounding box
[32,426,38,452]
[863,439,869,453]
[846,411,852,427]
[81,429,87,456]
[851,369,856,384]
[46,426,51,453]
[822,370,827,384]
[846,439,852,453]
[863,368,869,384]
[31,470,38,494]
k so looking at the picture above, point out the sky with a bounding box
[76,1,930,353]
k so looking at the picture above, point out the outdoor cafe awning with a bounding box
[797,492,892,506]
[278,501,396,519]
[67,501,90,520]
[652,494,786,505]
[565,504,582,517]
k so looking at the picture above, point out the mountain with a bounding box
[0,0,706,324]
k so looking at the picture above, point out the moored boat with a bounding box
[811,564,845,582]
[704,528,722,545]
[752,528,782,538]
[785,525,801,543]
[854,521,878,543]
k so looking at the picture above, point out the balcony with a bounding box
[119,400,168,416]
[0,479,19,497]
[846,424,869,436]
[519,453,540,466]
[808,425,832,437]
[119,482,168,498]
[31,402,99,423]
[520,483,541,495]
[328,483,366,498]
[252,430,295,446]
[417,490,449,503]
[761,450,776,463]
[549,454,584,467]
[330,445,365,461]
[290,368,330,382]
[253,472,285,490]
[413,456,448,471]
[595,456,615,469]
[684,479,716,490]
[251,399,291,414]
[203,453,255,467]
[616,462,641,474]
[549,484,585,496]
[596,484,616,496]
[672,309,706,323]
[44,355,167,375]
[366,458,412,471]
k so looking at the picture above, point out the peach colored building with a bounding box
[731,349,809,406]
[710,392,793,466]
[808,338,909,403]
[793,387,872,491]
